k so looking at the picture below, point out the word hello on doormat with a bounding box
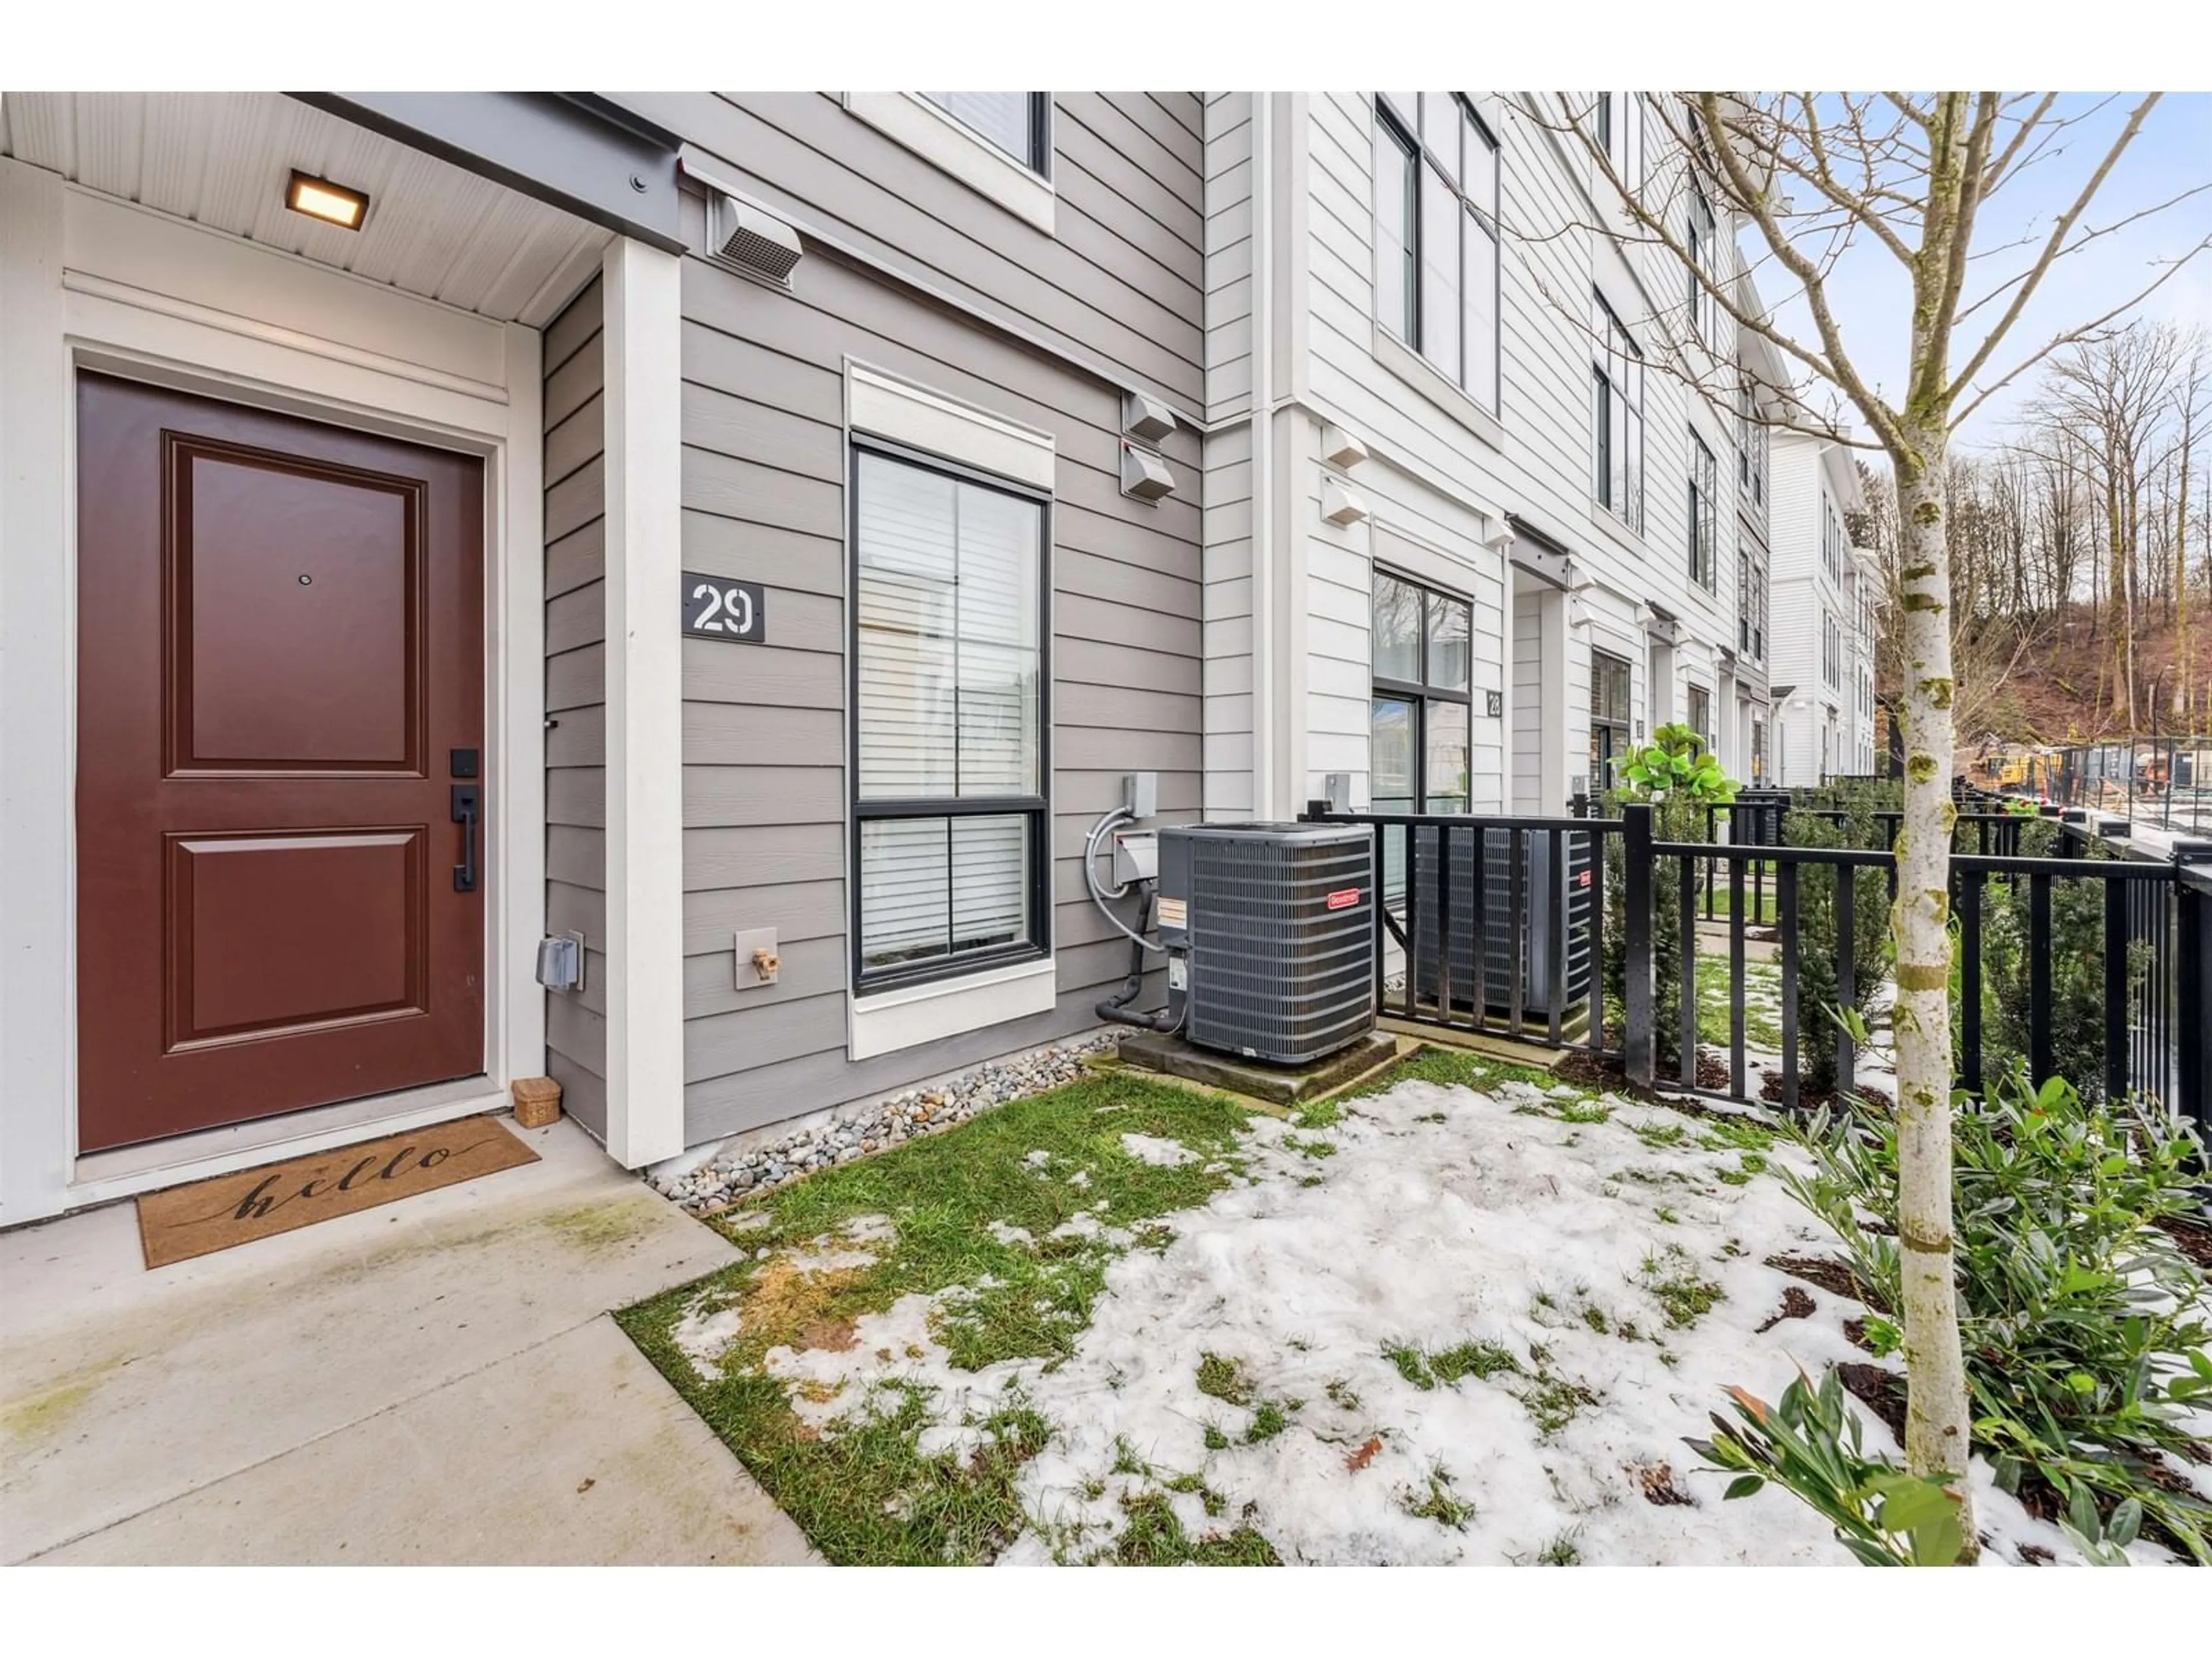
[134,1115,540,1268]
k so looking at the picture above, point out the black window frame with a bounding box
[1373,92,1502,415]
[1686,683,1713,749]
[846,434,1054,996]
[1687,183,1717,348]
[918,92,1052,177]
[1370,567,1476,815]
[1590,648,1633,790]
[1592,289,1644,533]
[1688,426,1718,591]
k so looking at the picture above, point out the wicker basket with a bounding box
[510,1076,563,1130]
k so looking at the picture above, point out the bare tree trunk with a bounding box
[1891,424,1979,1554]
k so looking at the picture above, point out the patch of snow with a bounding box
[1119,1132,1198,1168]
[671,1297,744,1378]
[1067,1169,1092,1188]
[987,1221,1035,1248]
[843,1214,899,1246]
[1023,1150,1053,1169]
[740,1072,2203,1566]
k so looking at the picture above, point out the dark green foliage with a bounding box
[1774,806,1891,1091]
[1779,1069,2212,1562]
[1975,830,2139,1100]
[1690,1368,1967,1566]
[1601,791,1705,1048]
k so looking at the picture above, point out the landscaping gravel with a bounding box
[653,1032,1120,1214]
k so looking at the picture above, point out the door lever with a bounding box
[451,785,481,893]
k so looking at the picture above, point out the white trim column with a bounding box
[0,160,73,1226]
[599,236,685,1168]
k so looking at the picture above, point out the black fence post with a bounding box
[2177,849,2211,1141]
[1624,802,1654,1088]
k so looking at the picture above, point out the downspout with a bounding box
[1249,93,1277,819]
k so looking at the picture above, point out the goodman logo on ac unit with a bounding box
[1324,887,1364,911]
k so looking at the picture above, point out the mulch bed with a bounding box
[1767,1253,1884,1309]
[1759,1071,1895,1113]
[1755,1285,1817,1333]
[1835,1362,1907,1442]
[2157,1213,2212,1270]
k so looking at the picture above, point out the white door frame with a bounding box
[0,161,555,1224]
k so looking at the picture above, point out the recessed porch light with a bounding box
[285,171,369,230]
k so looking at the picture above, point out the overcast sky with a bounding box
[1756,92,2211,453]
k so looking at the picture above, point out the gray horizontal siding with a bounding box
[671,204,1202,1145]
[617,92,1207,408]
[541,275,606,1121]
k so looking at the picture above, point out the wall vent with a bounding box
[711,193,803,285]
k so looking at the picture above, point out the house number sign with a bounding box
[681,573,766,643]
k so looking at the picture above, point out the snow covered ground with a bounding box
[664,1065,2207,1565]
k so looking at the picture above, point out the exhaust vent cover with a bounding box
[712,194,804,285]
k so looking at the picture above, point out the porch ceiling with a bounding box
[0,91,612,328]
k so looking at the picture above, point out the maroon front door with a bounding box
[75,374,487,1153]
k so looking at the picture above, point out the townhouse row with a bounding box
[0,90,1876,1220]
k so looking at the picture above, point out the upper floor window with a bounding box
[1687,684,1712,748]
[1736,376,1767,509]
[1688,427,1718,591]
[1687,185,1718,348]
[1737,546,1767,663]
[1821,498,1843,580]
[919,93,1050,174]
[1594,91,1643,190]
[1374,93,1501,413]
[1592,291,1644,533]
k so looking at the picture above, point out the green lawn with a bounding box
[619,1073,1255,1565]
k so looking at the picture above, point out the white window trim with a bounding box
[842,93,1055,234]
[842,361,1058,1032]
[846,361,1055,487]
[848,955,1058,1062]
[1372,325,1503,450]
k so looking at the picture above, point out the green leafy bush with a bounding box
[1689,1368,1966,1566]
[1775,806,1892,1092]
[1974,832,2142,1100]
[1779,1069,2212,1562]
[1615,722,1738,805]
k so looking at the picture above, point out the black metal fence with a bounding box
[1300,794,2211,1135]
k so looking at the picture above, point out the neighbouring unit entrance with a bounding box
[75,374,488,1153]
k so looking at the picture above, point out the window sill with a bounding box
[842,92,1055,235]
[848,953,1057,1061]
[1584,502,1646,559]
[1372,327,1502,452]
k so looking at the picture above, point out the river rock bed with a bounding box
[653,1032,1120,1214]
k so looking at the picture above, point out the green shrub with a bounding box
[1690,1368,1967,1566]
[1779,1069,2212,1562]
[1776,806,1892,1092]
[1601,791,1705,1052]
[1975,832,2141,1100]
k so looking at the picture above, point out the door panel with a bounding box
[173,444,423,772]
[77,374,486,1153]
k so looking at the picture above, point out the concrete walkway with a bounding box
[1,1117,817,1565]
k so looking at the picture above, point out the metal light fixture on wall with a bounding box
[285,171,369,230]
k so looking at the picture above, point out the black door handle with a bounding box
[451,785,481,893]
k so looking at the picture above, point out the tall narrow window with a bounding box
[1687,684,1712,749]
[1688,427,1717,590]
[919,93,1050,173]
[1592,291,1643,533]
[1590,650,1633,789]
[1373,93,1501,412]
[1370,570,1474,816]
[852,445,1048,989]
[1687,185,1717,347]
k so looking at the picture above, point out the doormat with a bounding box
[134,1115,540,1270]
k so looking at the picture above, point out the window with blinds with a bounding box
[852,445,1048,989]
[918,93,1048,173]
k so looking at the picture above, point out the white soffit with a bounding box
[0,91,613,328]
